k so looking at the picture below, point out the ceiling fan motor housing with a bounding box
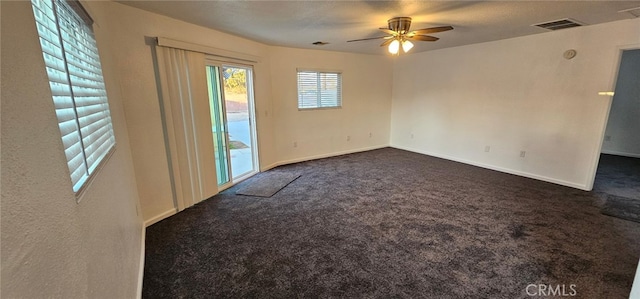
[388,17,412,33]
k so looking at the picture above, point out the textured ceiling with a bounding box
[118,1,640,55]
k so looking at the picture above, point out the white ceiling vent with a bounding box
[533,18,584,31]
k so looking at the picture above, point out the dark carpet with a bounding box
[235,171,301,197]
[143,148,640,298]
[594,154,640,201]
[602,195,640,224]
[594,154,640,224]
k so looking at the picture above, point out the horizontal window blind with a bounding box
[31,0,115,193]
[297,70,342,109]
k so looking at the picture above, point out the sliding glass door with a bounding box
[206,66,230,186]
[206,64,258,188]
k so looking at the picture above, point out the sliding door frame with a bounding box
[206,58,260,190]
[206,64,233,191]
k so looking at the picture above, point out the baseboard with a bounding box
[265,144,390,171]
[391,145,589,191]
[136,225,146,299]
[631,259,640,299]
[601,150,640,159]
[143,145,388,226]
[144,208,177,227]
[260,162,280,172]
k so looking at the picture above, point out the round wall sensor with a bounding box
[563,49,577,60]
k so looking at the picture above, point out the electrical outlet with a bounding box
[347,135,351,141]
[520,151,526,158]
[293,141,297,148]
[411,133,414,139]
[604,135,611,142]
[485,146,491,152]
[369,132,372,138]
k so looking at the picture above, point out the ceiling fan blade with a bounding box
[347,36,389,42]
[408,35,439,42]
[409,26,454,35]
[378,28,398,36]
[380,39,395,47]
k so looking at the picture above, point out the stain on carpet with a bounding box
[509,224,529,239]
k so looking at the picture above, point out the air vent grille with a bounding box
[533,18,584,31]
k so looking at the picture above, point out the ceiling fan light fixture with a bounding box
[402,40,414,53]
[388,39,400,54]
[347,16,452,55]
[388,17,412,33]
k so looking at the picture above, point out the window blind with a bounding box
[31,0,115,193]
[297,70,342,109]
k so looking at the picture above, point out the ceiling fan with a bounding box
[347,17,453,54]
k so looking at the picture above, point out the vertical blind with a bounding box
[31,0,115,193]
[297,70,342,109]
[155,46,217,211]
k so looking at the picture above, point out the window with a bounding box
[31,0,115,193]
[297,70,342,109]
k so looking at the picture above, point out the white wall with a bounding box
[103,2,394,224]
[3,0,637,296]
[102,2,276,224]
[602,49,640,158]
[269,47,393,166]
[1,1,143,298]
[390,18,640,190]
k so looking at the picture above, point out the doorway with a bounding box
[206,64,259,189]
[593,48,640,200]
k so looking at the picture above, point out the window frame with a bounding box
[296,68,343,110]
[31,0,116,199]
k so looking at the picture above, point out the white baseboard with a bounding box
[143,145,389,226]
[601,150,640,159]
[136,225,146,299]
[265,144,390,171]
[631,259,640,299]
[143,208,177,227]
[260,162,280,172]
[391,145,589,191]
